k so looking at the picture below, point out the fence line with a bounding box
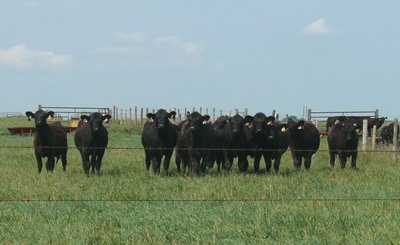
[1,198,400,203]
[110,106,253,126]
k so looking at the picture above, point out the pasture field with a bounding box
[0,117,400,244]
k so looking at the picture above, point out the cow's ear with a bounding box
[46,111,55,119]
[80,115,90,123]
[202,115,211,124]
[147,113,155,120]
[25,111,34,121]
[296,120,305,130]
[169,111,176,119]
[280,124,288,132]
[103,115,112,123]
[266,116,275,126]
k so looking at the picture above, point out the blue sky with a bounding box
[1,1,399,119]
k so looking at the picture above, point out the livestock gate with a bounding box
[38,105,111,125]
[306,109,380,122]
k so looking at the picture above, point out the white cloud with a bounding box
[0,44,73,70]
[153,36,183,47]
[303,18,335,35]
[183,42,203,55]
[114,31,145,43]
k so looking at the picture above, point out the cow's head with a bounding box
[253,113,267,134]
[342,122,360,142]
[265,116,278,140]
[288,120,307,139]
[147,109,176,130]
[228,115,244,134]
[188,112,208,132]
[243,115,254,129]
[25,110,54,127]
[81,113,111,133]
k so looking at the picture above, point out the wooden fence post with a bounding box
[276,114,279,121]
[220,109,222,117]
[372,125,377,152]
[307,109,312,122]
[213,108,216,121]
[109,109,113,131]
[393,118,398,162]
[362,119,368,154]
[235,108,238,115]
[141,108,144,125]
[135,106,137,126]
[272,110,276,117]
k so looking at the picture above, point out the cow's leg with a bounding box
[223,150,232,172]
[46,156,55,173]
[351,152,357,170]
[175,151,182,174]
[330,152,336,168]
[82,151,91,175]
[254,152,262,173]
[163,151,173,176]
[61,151,67,172]
[238,153,247,173]
[273,155,282,174]
[35,152,43,173]
[263,153,272,173]
[95,150,105,175]
[291,151,301,169]
[339,153,347,169]
[304,153,312,170]
[151,155,161,174]
[144,150,151,171]
[91,155,96,174]
[215,152,222,173]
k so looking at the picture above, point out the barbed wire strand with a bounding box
[0,198,400,203]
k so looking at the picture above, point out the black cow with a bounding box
[346,116,386,136]
[74,113,111,175]
[250,113,289,174]
[175,112,216,175]
[213,115,249,173]
[328,121,360,169]
[380,123,400,144]
[141,109,177,175]
[326,116,347,133]
[25,110,68,173]
[287,119,320,170]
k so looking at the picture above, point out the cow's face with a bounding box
[81,113,111,133]
[343,122,359,141]
[265,116,277,140]
[253,113,267,134]
[25,110,54,127]
[228,115,244,134]
[150,109,176,130]
[188,112,207,132]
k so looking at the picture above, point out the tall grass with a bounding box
[0,117,399,243]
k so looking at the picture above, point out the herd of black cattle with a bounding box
[24,109,399,176]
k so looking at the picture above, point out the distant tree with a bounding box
[281,115,303,123]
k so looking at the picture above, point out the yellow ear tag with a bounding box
[203,120,207,124]
[267,121,273,126]
[207,119,211,124]
[147,118,153,123]
[83,119,88,125]
[298,126,304,130]
[281,128,286,132]
[248,124,253,129]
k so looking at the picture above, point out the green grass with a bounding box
[1,117,400,244]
